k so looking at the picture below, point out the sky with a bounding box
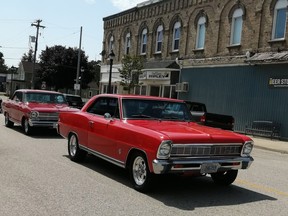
[0,0,145,67]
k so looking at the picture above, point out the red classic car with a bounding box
[2,89,76,135]
[57,94,254,192]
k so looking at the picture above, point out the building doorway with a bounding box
[150,85,160,96]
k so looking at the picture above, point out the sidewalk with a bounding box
[249,136,288,154]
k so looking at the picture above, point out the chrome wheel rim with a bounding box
[132,156,147,186]
[5,114,9,125]
[24,119,29,133]
[69,135,77,156]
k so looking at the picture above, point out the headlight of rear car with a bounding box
[30,111,39,119]
[241,141,254,156]
[157,140,172,159]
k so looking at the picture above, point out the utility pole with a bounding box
[75,26,83,96]
[31,19,45,89]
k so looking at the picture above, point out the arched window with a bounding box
[196,16,206,49]
[172,21,181,51]
[230,8,243,45]
[155,25,163,53]
[125,32,131,55]
[272,0,287,40]
[109,35,114,52]
[140,28,148,54]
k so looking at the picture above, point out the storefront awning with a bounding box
[245,51,288,64]
[143,60,180,71]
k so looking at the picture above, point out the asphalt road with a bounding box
[0,114,287,216]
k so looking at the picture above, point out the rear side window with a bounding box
[86,97,119,118]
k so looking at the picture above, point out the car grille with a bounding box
[38,112,59,121]
[170,144,242,157]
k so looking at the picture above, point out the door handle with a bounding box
[89,121,94,128]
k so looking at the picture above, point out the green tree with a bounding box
[0,52,8,74]
[37,45,89,91]
[85,60,101,88]
[119,55,144,94]
[21,49,34,62]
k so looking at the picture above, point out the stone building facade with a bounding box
[101,0,288,138]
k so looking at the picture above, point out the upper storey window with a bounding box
[196,16,206,49]
[230,8,243,45]
[172,22,181,51]
[109,35,114,52]
[141,28,148,54]
[125,33,131,55]
[155,25,163,53]
[272,0,287,40]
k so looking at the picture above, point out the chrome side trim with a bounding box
[79,144,125,168]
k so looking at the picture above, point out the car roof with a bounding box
[15,89,63,95]
[97,94,184,102]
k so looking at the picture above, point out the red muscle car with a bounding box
[57,94,254,192]
[2,89,76,135]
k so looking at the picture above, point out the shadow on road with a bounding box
[63,154,276,211]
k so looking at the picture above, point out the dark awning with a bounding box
[245,51,288,64]
[143,60,180,70]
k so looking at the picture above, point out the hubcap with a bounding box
[133,156,147,186]
[69,135,77,156]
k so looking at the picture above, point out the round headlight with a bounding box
[242,141,254,156]
[157,141,172,159]
[30,111,39,118]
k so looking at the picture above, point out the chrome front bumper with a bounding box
[152,156,254,174]
[29,119,58,128]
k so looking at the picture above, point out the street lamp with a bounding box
[108,50,115,94]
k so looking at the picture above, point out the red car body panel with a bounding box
[58,94,254,175]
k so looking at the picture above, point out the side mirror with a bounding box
[104,113,113,121]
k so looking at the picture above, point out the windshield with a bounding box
[122,99,194,121]
[24,92,67,104]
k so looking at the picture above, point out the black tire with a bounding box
[23,118,33,135]
[211,170,238,186]
[68,134,87,162]
[4,113,14,128]
[129,152,153,193]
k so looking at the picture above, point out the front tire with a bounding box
[211,170,238,186]
[23,118,33,135]
[129,152,153,193]
[68,134,87,162]
[4,113,14,128]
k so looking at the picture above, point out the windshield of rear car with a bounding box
[122,99,194,121]
[24,92,67,104]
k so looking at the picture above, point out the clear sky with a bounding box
[0,0,144,67]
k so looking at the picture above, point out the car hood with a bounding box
[127,120,250,143]
[26,102,75,112]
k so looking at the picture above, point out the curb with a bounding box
[254,145,288,154]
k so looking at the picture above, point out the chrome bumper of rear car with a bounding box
[29,119,58,128]
[152,156,254,174]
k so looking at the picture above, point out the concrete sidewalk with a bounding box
[249,136,288,154]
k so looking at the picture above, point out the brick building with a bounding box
[101,0,288,139]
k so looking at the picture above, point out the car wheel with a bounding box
[4,113,14,128]
[129,152,153,193]
[68,134,87,162]
[23,118,33,135]
[211,170,238,186]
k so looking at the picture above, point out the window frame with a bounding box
[140,28,148,55]
[172,22,181,52]
[196,16,206,49]
[272,0,287,40]
[125,32,131,55]
[155,25,163,53]
[230,8,244,45]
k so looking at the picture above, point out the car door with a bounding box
[9,91,23,123]
[86,97,119,159]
